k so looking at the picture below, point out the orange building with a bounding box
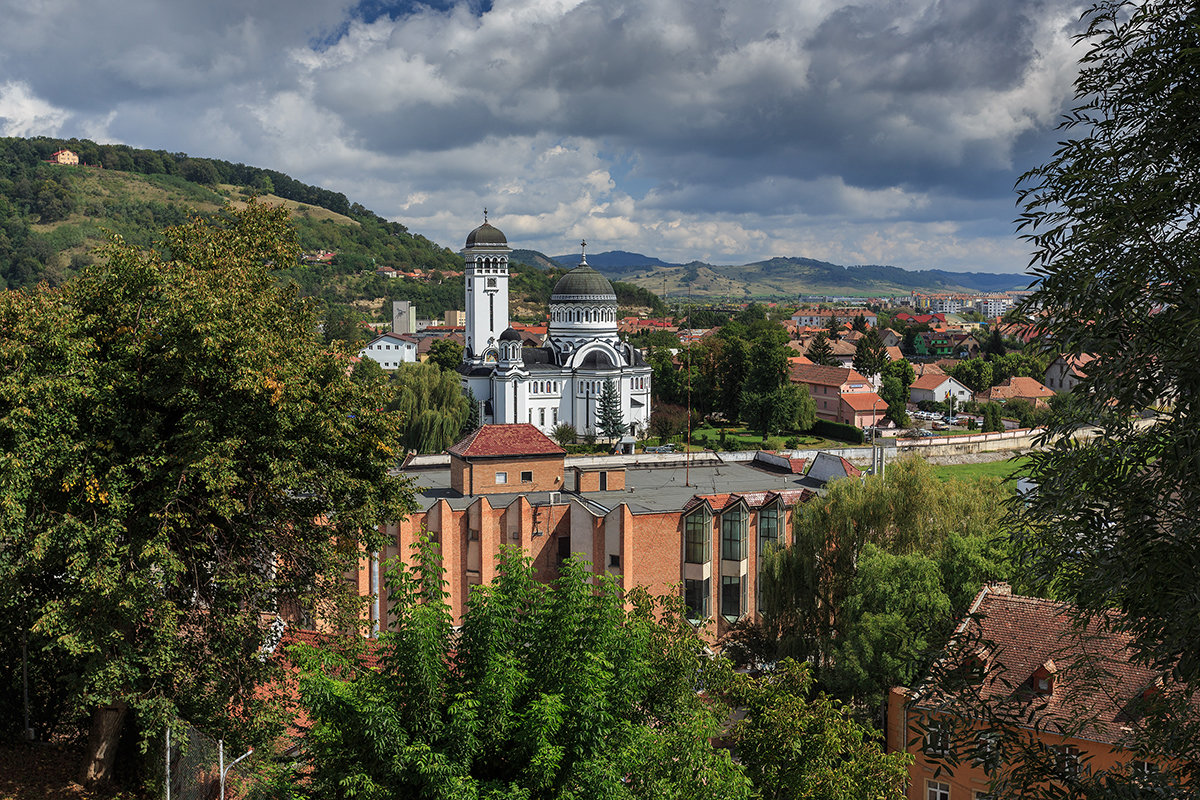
[887,583,1173,799]
[356,425,819,636]
[48,149,79,165]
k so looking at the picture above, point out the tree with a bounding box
[290,543,755,799]
[650,403,688,444]
[805,331,837,367]
[851,314,868,333]
[713,659,911,800]
[597,379,626,441]
[0,202,415,784]
[982,326,1006,359]
[389,362,471,454]
[426,336,464,372]
[462,388,481,436]
[716,332,751,418]
[879,376,910,427]
[826,312,841,341]
[323,304,370,348]
[949,358,994,393]
[851,328,888,383]
[759,456,1009,707]
[551,422,577,447]
[951,1,1200,793]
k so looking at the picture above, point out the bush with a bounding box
[813,420,864,444]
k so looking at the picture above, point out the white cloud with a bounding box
[0,81,69,136]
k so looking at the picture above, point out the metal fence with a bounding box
[165,723,259,800]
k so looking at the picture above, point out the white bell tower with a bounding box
[463,210,511,366]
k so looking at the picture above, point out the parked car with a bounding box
[932,421,948,431]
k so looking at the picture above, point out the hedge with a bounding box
[812,420,865,445]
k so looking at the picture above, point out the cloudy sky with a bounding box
[0,0,1085,272]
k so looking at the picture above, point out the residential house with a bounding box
[888,583,1176,800]
[788,363,880,425]
[1044,354,1094,393]
[47,149,79,165]
[359,332,419,369]
[909,374,973,407]
[976,376,1056,407]
[879,328,903,347]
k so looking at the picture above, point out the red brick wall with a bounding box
[454,454,565,495]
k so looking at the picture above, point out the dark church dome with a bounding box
[552,264,616,298]
[465,222,507,248]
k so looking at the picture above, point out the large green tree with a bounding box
[388,361,471,454]
[0,203,415,784]
[757,457,1009,710]
[921,2,1200,796]
[289,542,907,800]
[805,332,837,367]
[597,378,627,441]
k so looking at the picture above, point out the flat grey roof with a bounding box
[402,460,817,515]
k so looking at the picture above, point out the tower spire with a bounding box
[484,207,488,223]
[579,239,587,265]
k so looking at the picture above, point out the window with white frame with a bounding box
[495,471,508,485]
[926,780,949,800]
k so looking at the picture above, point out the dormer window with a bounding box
[1031,659,1057,695]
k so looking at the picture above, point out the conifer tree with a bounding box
[806,332,837,367]
[597,379,626,442]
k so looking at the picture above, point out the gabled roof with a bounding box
[911,373,961,392]
[982,376,1055,401]
[448,424,566,458]
[683,488,814,513]
[840,392,885,412]
[912,584,1175,746]
[367,332,418,345]
[788,363,868,386]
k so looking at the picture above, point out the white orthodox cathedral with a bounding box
[457,216,652,436]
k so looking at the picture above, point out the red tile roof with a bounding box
[448,424,566,458]
[980,376,1055,402]
[911,373,957,391]
[915,585,1174,746]
[788,363,868,386]
[840,392,885,412]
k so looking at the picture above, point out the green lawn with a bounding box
[929,456,1031,483]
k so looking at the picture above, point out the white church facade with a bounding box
[457,217,652,436]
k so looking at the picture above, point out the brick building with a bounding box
[788,363,882,426]
[888,583,1175,799]
[356,425,819,636]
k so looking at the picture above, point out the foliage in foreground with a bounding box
[286,543,910,799]
[0,202,415,783]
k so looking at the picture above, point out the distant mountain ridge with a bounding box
[541,250,1030,297]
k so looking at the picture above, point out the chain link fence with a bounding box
[165,723,268,800]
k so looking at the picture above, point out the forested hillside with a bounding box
[0,136,668,323]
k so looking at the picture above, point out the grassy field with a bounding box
[929,456,1031,484]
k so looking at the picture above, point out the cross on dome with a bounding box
[580,239,587,265]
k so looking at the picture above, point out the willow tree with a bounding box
[758,456,1009,703]
[389,361,470,453]
[0,203,415,784]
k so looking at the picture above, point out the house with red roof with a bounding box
[788,363,880,425]
[448,424,567,495]
[888,583,1179,799]
[908,374,972,407]
[358,332,419,369]
[976,376,1056,407]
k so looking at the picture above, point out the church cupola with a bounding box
[463,209,512,366]
[548,240,619,348]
